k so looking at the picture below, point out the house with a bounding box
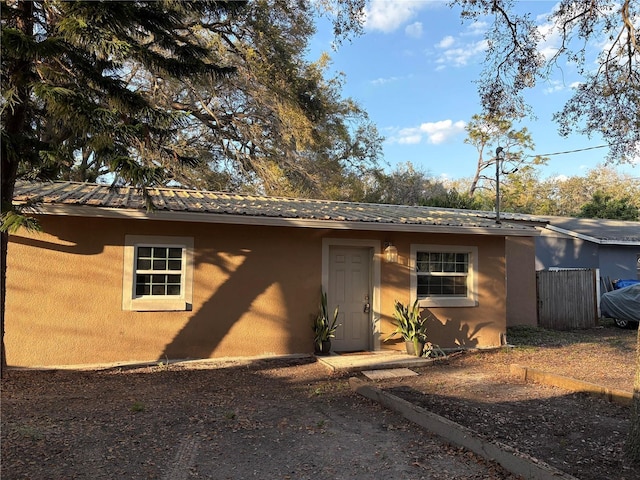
[6,181,543,367]
[535,216,640,285]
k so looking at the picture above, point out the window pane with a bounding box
[152,274,166,284]
[153,247,167,258]
[168,259,182,271]
[135,274,151,296]
[454,276,467,295]
[137,247,152,257]
[417,275,467,297]
[152,285,166,295]
[136,284,150,296]
[443,253,456,272]
[168,248,182,258]
[429,253,442,272]
[166,285,181,295]
[152,259,166,270]
[456,253,469,272]
[136,258,151,270]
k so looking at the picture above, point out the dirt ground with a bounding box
[2,322,639,480]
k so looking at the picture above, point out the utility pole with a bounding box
[495,146,504,224]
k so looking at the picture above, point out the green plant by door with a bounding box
[313,290,340,355]
[385,299,428,356]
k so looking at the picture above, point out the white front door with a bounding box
[328,246,371,352]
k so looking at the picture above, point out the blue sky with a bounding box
[309,0,640,182]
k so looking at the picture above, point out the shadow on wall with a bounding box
[10,216,321,364]
[422,309,492,349]
[159,230,321,361]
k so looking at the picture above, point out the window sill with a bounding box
[127,299,191,312]
[418,298,478,308]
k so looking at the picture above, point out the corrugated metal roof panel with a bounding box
[12,180,544,233]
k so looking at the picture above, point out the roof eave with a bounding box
[18,203,540,237]
[545,224,640,245]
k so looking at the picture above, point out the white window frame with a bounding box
[410,244,478,308]
[123,235,194,311]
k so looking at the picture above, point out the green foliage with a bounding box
[0,201,42,234]
[385,300,427,343]
[461,0,640,162]
[485,165,640,217]
[385,299,428,357]
[356,162,447,206]
[1,0,381,199]
[464,112,547,197]
[578,191,639,221]
[421,188,488,210]
[312,290,340,350]
[15,425,44,441]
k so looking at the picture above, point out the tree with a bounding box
[0,0,381,377]
[132,0,382,197]
[464,112,547,196]
[1,0,254,377]
[498,166,547,214]
[8,0,382,197]
[356,162,447,206]
[458,0,640,164]
[457,0,640,455]
[579,191,639,220]
[421,188,489,210]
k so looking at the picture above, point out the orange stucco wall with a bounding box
[6,214,528,367]
[376,233,507,350]
[505,236,538,327]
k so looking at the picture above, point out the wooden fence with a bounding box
[537,269,598,330]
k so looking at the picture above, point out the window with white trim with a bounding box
[410,244,478,307]
[123,235,193,311]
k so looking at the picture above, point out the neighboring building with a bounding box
[535,216,640,284]
[6,181,542,367]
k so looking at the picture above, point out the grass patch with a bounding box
[507,325,585,347]
[16,425,45,441]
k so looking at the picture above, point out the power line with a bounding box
[530,143,611,158]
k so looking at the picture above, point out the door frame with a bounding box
[322,238,381,351]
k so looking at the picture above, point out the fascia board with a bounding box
[19,203,540,237]
[545,224,640,245]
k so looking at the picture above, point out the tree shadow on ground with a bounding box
[383,384,637,480]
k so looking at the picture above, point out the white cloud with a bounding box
[537,21,562,61]
[397,132,423,145]
[437,35,455,49]
[370,76,402,86]
[364,0,429,33]
[420,120,467,144]
[391,119,467,145]
[435,38,487,67]
[463,21,488,37]
[543,80,566,94]
[405,21,423,39]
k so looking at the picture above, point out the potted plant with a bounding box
[313,290,340,355]
[385,299,427,356]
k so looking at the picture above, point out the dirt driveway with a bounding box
[2,357,516,480]
[1,323,638,480]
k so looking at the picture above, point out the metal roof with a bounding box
[539,215,640,244]
[12,180,543,235]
